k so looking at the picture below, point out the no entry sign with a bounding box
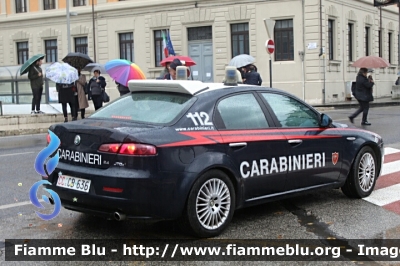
[266,39,275,54]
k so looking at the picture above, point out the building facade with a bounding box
[0,0,398,104]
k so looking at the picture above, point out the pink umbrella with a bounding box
[160,55,196,67]
[351,55,390,68]
[105,59,146,86]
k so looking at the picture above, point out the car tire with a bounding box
[341,146,377,198]
[183,170,235,238]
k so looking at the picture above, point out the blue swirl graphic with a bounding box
[29,180,61,220]
[34,130,60,177]
[31,130,62,220]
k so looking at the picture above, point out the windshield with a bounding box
[90,92,195,124]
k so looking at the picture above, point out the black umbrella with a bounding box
[62,52,94,70]
[82,63,106,73]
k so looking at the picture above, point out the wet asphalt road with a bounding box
[0,105,400,266]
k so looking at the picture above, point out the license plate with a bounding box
[56,174,91,193]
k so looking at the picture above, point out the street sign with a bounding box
[266,39,275,54]
[263,19,275,39]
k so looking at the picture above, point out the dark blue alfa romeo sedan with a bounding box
[44,75,384,237]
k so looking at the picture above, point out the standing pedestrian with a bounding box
[116,81,130,96]
[28,58,44,114]
[239,67,247,83]
[395,75,400,85]
[348,68,374,126]
[57,82,76,123]
[157,62,171,79]
[244,65,262,86]
[75,69,89,119]
[88,69,107,110]
[163,59,182,80]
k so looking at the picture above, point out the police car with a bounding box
[44,67,384,238]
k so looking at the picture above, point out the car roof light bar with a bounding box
[176,66,188,80]
[128,80,209,96]
[223,66,238,86]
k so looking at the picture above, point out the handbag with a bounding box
[84,82,89,95]
[102,90,110,103]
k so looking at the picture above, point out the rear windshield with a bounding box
[90,92,195,124]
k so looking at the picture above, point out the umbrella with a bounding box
[62,52,94,70]
[82,63,106,73]
[105,59,146,86]
[228,54,255,68]
[45,62,79,84]
[20,54,45,75]
[160,55,196,67]
[351,55,390,68]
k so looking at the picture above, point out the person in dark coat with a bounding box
[28,58,44,114]
[348,68,374,126]
[163,59,182,80]
[395,76,400,85]
[56,82,76,123]
[88,69,107,110]
[116,81,130,96]
[244,65,262,86]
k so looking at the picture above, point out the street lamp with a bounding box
[66,0,78,53]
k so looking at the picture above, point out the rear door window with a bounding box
[90,92,196,124]
[216,93,269,129]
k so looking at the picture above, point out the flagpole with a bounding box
[92,0,96,62]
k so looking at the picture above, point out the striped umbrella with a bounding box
[105,59,146,86]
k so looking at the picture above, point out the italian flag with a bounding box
[162,30,169,58]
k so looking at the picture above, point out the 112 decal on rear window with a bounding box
[186,112,213,126]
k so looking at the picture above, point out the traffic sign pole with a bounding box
[265,39,275,88]
[269,56,272,88]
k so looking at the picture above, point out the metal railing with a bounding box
[44,0,56,10]
[73,0,86,6]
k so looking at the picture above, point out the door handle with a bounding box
[288,139,302,144]
[229,142,247,148]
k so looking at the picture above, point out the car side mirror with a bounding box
[320,113,332,127]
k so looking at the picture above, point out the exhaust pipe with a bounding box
[48,196,55,205]
[114,212,126,221]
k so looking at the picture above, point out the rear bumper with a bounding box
[44,162,196,220]
[61,199,161,221]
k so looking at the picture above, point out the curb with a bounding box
[313,101,400,109]
[0,127,50,137]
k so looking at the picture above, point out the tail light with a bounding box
[98,144,121,153]
[98,143,157,156]
[46,133,51,144]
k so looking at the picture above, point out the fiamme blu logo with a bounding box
[29,130,62,220]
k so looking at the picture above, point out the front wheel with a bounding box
[184,170,235,238]
[341,146,377,198]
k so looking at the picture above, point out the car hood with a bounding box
[332,121,349,128]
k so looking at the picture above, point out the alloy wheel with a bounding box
[196,178,231,230]
[358,152,376,192]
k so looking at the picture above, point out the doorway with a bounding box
[187,26,213,82]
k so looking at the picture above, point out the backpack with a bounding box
[351,82,356,96]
